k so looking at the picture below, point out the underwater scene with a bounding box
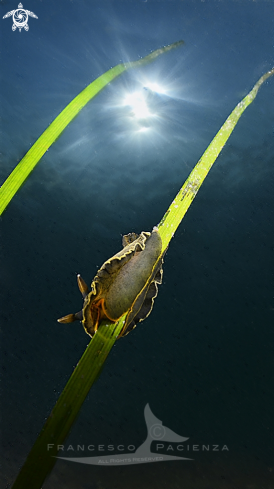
[1,0,274,488]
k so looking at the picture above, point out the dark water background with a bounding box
[1,0,274,487]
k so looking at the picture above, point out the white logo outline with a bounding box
[3,3,38,32]
[53,404,192,465]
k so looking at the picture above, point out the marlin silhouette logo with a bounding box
[54,404,192,465]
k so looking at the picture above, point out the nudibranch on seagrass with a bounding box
[58,227,166,338]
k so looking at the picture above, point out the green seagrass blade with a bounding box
[11,65,274,489]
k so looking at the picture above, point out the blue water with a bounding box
[1,1,274,487]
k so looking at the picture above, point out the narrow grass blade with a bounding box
[158,67,274,250]
[0,40,184,216]
[11,67,273,488]
[11,317,126,489]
